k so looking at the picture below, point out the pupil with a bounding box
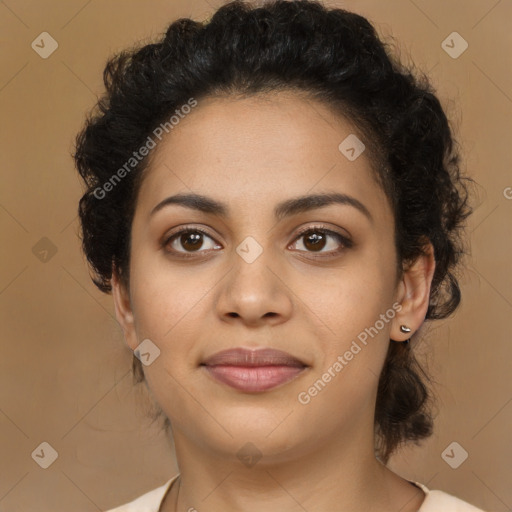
[305,232,326,252]
[181,232,202,251]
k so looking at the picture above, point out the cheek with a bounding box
[294,274,393,425]
[129,245,216,340]
[128,261,212,422]
[298,260,395,340]
[294,258,397,405]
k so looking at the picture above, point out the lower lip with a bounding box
[203,365,306,392]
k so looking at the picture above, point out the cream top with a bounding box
[105,474,486,511]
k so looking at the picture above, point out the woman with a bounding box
[73,0,484,510]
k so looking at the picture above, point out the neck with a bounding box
[161,424,425,512]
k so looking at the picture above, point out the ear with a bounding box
[391,242,436,341]
[111,266,138,351]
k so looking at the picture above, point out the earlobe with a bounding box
[391,243,436,342]
[111,267,138,351]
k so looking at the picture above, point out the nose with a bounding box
[215,247,294,328]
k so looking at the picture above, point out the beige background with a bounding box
[0,0,511,510]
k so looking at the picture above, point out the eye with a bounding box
[162,224,352,260]
[163,227,221,257]
[289,226,352,257]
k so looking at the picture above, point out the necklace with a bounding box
[158,475,180,512]
[173,476,180,512]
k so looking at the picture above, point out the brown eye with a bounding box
[303,232,327,252]
[290,227,352,256]
[179,232,204,252]
[164,228,221,256]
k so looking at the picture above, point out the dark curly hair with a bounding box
[73,0,472,463]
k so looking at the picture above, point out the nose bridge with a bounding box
[216,234,293,324]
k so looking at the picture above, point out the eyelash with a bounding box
[162,225,353,260]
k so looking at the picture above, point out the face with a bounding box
[113,91,422,465]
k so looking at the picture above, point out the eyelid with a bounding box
[292,223,352,244]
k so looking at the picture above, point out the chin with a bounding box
[211,408,306,452]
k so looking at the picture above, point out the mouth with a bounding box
[200,347,309,393]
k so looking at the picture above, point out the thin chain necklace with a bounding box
[173,476,180,512]
[158,475,180,512]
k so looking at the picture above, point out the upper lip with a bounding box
[202,348,307,368]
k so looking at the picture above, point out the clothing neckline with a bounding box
[157,475,429,511]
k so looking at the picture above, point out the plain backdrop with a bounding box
[0,1,511,510]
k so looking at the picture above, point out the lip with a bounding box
[201,348,309,393]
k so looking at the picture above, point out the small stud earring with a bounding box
[400,325,411,333]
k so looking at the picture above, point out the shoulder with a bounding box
[104,475,178,512]
[414,482,486,512]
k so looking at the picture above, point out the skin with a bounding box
[112,91,435,512]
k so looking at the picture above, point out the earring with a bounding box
[400,325,411,333]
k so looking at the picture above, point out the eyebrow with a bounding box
[150,192,373,223]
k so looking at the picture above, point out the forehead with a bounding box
[136,92,390,221]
